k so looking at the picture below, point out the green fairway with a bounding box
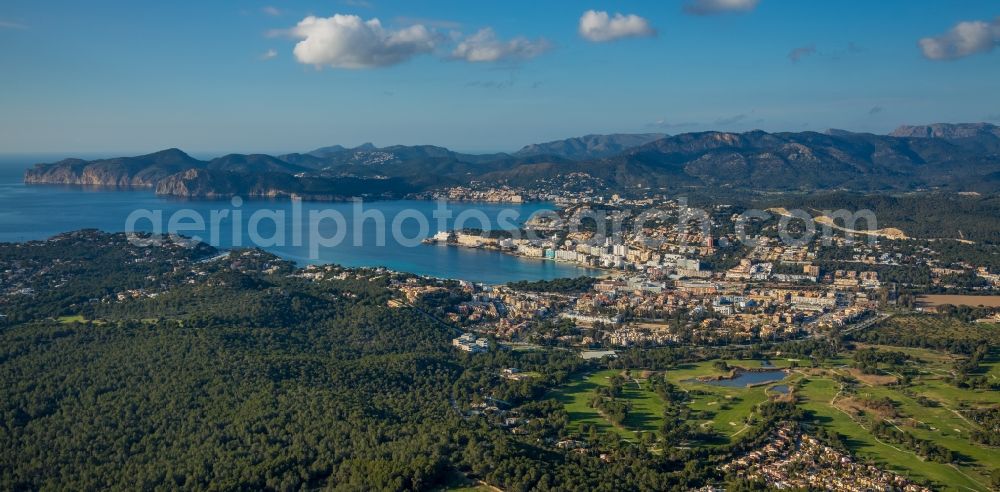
[664,360,781,442]
[552,369,666,440]
[552,348,997,490]
[685,384,768,439]
[662,359,782,381]
[853,343,962,364]
[983,357,1000,382]
[909,378,1000,406]
[872,388,995,485]
[445,486,494,492]
[796,375,993,492]
[664,354,998,490]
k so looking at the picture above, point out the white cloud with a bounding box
[919,17,1000,61]
[683,0,760,16]
[393,16,462,30]
[260,48,278,61]
[452,28,550,62]
[578,10,655,42]
[261,6,282,17]
[290,14,437,69]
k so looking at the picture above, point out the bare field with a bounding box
[917,295,1000,308]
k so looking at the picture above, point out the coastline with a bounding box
[424,237,618,277]
[22,179,544,205]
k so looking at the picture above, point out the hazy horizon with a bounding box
[2,120,998,159]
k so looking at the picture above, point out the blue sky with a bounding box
[1,0,998,154]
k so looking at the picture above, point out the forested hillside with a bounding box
[0,232,726,490]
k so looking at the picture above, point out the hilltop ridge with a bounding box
[24,124,1000,197]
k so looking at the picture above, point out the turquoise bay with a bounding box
[0,158,599,284]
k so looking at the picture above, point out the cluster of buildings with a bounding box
[411,264,882,348]
[429,200,843,282]
[931,265,1000,289]
[427,191,998,298]
[722,424,930,491]
[0,232,307,322]
[975,266,1000,287]
[395,282,448,304]
[415,177,666,206]
[399,195,986,349]
[115,288,159,301]
[430,229,717,273]
[428,186,526,203]
[0,232,194,312]
[415,198,970,347]
[452,332,490,353]
[582,278,876,346]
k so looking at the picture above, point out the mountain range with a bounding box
[24,123,1000,198]
[513,133,667,160]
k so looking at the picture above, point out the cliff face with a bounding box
[24,146,417,200]
[25,162,156,187]
[24,149,205,187]
[153,169,222,197]
[155,169,299,198]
